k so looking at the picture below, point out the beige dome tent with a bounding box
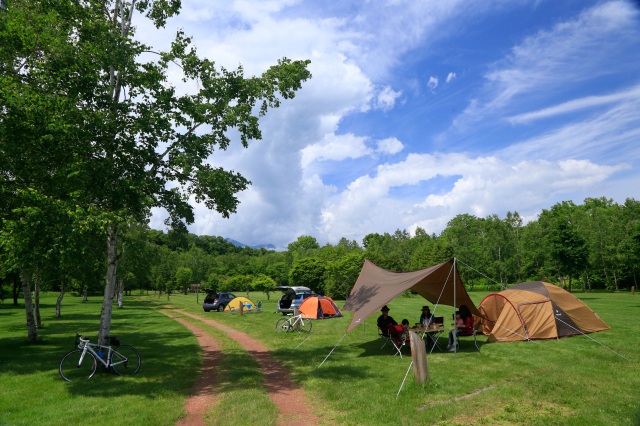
[479,281,609,342]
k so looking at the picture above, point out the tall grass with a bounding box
[1,290,638,425]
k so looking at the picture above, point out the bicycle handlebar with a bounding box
[74,334,117,344]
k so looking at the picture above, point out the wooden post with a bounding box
[294,307,300,330]
[239,302,244,315]
[410,330,428,385]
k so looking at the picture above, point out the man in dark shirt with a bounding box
[377,305,398,336]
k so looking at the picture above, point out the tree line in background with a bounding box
[3,196,639,312]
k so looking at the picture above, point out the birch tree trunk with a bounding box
[117,278,123,309]
[56,282,65,318]
[98,226,119,346]
[20,269,38,343]
[12,275,19,306]
[34,270,41,328]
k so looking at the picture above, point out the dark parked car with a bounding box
[275,286,316,315]
[203,290,236,312]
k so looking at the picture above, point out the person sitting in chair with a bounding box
[377,305,398,336]
[419,306,433,326]
[447,304,474,351]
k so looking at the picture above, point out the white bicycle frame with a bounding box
[289,315,308,329]
[77,337,127,369]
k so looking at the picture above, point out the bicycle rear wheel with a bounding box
[276,318,291,333]
[298,319,312,333]
[59,349,97,382]
[110,345,141,376]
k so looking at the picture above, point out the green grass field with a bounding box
[1,290,638,425]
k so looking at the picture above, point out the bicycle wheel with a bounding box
[59,349,97,382]
[298,319,312,333]
[110,345,141,376]
[276,318,291,333]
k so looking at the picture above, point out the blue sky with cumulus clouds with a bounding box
[142,0,640,249]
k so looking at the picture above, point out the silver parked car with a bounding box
[275,286,316,315]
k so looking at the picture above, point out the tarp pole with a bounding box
[453,257,457,352]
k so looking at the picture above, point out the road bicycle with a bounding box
[59,334,141,382]
[275,314,312,333]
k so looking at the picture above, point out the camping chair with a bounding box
[378,326,391,349]
[388,324,410,357]
[452,315,481,351]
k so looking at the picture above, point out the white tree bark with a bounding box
[98,226,119,346]
[117,278,123,309]
[34,269,41,328]
[20,269,37,343]
[55,282,64,318]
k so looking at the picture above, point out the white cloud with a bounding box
[376,137,404,155]
[317,152,627,243]
[374,86,402,111]
[301,133,372,168]
[500,93,640,164]
[139,1,640,250]
[453,1,640,128]
[427,76,439,91]
[507,84,640,124]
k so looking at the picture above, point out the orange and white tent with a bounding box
[299,296,343,319]
[479,281,609,342]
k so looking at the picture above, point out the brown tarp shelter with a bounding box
[299,296,343,319]
[479,281,610,342]
[343,259,480,333]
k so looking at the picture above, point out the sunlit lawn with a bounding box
[1,289,638,425]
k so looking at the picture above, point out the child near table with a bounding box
[447,305,473,351]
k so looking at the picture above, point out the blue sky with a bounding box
[142,0,640,249]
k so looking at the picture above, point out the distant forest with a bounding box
[2,196,639,304]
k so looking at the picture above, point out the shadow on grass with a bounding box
[350,335,485,358]
[1,329,199,376]
[0,298,208,399]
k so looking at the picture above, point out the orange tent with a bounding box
[479,281,609,342]
[299,296,343,319]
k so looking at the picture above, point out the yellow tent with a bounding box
[224,296,256,312]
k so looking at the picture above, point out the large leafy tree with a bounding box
[539,201,588,291]
[1,0,311,344]
[289,257,326,294]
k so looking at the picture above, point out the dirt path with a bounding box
[160,309,320,426]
